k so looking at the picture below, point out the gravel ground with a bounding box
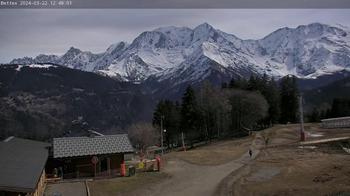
[124,133,264,196]
[44,181,87,196]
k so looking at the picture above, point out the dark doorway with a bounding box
[100,158,108,172]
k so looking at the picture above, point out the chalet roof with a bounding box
[0,137,50,193]
[53,134,134,158]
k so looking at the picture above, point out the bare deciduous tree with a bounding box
[228,89,269,131]
[127,122,159,152]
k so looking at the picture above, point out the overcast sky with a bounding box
[1,9,350,63]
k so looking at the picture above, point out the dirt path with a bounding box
[217,124,350,196]
[128,133,264,196]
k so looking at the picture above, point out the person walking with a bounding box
[265,137,269,146]
[249,149,253,158]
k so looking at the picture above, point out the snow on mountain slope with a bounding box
[56,47,102,71]
[257,23,350,78]
[9,23,350,83]
[15,64,57,71]
[9,43,125,72]
[92,42,129,71]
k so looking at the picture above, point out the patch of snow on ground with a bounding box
[298,146,317,149]
[308,133,324,137]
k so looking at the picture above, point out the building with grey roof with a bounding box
[51,134,134,178]
[53,134,133,158]
[0,137,50,196]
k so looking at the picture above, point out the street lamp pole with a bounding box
[299,95,305,141]
[160,115,164,155]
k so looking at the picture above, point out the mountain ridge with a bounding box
[9,22,350,85]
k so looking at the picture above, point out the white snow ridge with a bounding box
[15,64,56,71]
[10,23,350,84]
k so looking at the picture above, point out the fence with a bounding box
[321,116,350,128]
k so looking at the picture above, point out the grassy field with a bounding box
[88,134,255,195]
[231,123,350,196]
[167,136,253,165]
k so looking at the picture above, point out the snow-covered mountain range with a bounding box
[10,23,350,83]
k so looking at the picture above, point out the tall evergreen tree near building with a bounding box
[153,99,181,147]
[263,78,281,124]
[181,85,199,140]
[279,75,299,123]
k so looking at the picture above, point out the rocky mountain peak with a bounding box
[8,22,350,84]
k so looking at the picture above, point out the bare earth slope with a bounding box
[88,124,350,196]
[220,124,350,196]
[126,133,263,196]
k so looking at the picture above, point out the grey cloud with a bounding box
[1,9,350,63]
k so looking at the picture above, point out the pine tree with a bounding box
[229,78,236,88]
[181,85,199,141]
[263,78,280,124]
[153,100,165,126]
[279,75,299,123]
[330,98,350,117]
[247,75,258,91]
[153,99,181,147]
[226,77,249,90]
[309,107,320,122]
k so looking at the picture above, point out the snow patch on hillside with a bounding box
[16,64,56,71]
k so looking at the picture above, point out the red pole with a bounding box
[156,156,161,171]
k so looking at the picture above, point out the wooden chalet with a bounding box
[51,134,134,178]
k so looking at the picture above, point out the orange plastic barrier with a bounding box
[120,162,126,177]
[156,156,161,171]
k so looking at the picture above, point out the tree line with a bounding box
[131,74,300,151]
[308,98,350,122]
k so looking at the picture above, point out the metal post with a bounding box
[107,157,111,176]
[94,163,97,177]
[160,115,164,155]
[181,132,186,152]
[299,95,305,141]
